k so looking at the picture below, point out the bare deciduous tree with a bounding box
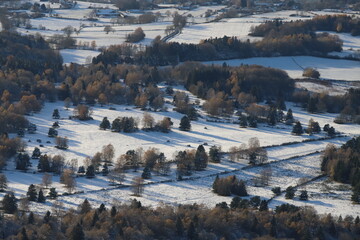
[131,176,144,196]
[102,144,115,163]
[61,169,76,193]
[42,173,52,189]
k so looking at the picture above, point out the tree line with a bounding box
[321,136,360,203]
[0,197,359,239]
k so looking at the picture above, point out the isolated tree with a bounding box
[126,27,145,43]
[102,144,115,163]
[62,169,76,193]
[292,121,304,135]
[303,67,320,79]
[285,186,296,199]
[74,104,92,120]
[55,136,68,149]
[271,187,281,196]
[62,25,74,37]
[86,165,95,178]
[142,112,155,130]
[27,184,38,201]
[37,189,46,203]
[104,25,114,34]
[285,108,294,125]
[99,117,111,130]
[194,145,208,170]
[327,126,336,137]
[156,117,172,133]
[132,176,144,196]
[42,173,52,188]
[2,192,17,214]
[173,12,187,30]
[299,190,308,201]
[179,116,191,131]
[209,145,221,163]
[48,127,58,137]
[48,188,58,199]
[0,174,7,192]
[52,109,60,119]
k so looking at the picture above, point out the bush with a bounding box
[303,68,320,79]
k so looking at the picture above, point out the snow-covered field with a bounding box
[0,95,358,216]
[204,56,360,81]
[60,49,100,65]
[171,10,316,44]
[2,0,360,218]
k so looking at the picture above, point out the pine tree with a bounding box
[176,216,184,236]
[285,186,295,199]
[28,212,35,224]
[79,199,92,214]
[141,166,152,179]
[239,115,247,128]
[187,221,197,240]
[351,187,360,204]
[285,108,294,125]
[110,206,117,217]
[52,109,60,119]
[98,203,106,213]
[48,187,57,199]
[194,145,208,171]
[16,153,31,171]
[70,223,85,240]
[43,211,51,223]
[102,163,109,176]
[91,211,99,227]
[2,192,17,214]
[292,121,304,135]
[328,127,336,137]
[20,227,29,240]
[259,200,268,211]
[86,165,95,178]
[48,127,58,137]
[248,115,257,128]
[270,216,277,237]
[267,107,277,126]
[209,145,221,163]
[179,116,191,131]
[31,147,41,159]
[38,154,51,172]
[299,190,308,201]
[99,117,111,130]
[37,189,46,203]
[0,174,7,192]
[27,184,37,201]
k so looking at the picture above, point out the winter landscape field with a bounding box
[1,0,360,238]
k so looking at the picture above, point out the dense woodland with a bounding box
[250,15,360,38]
[0,198,360,239]
[321,136,360,203]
